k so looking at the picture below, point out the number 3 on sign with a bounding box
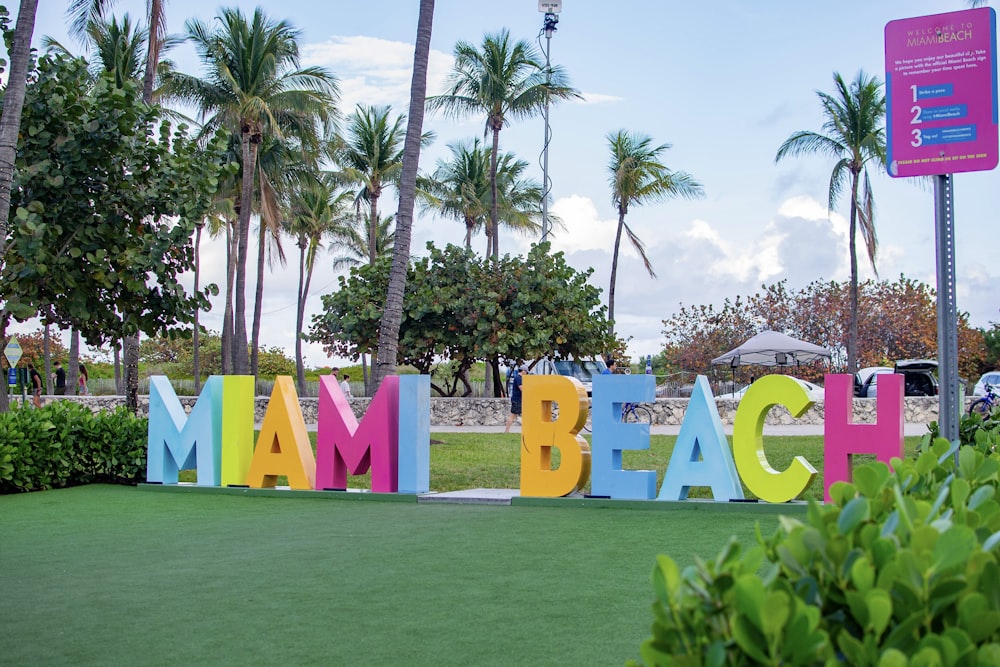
[911,129,923,147]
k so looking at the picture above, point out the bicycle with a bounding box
[582,401,653,433]
[969,382,999,417]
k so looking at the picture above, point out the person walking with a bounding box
[54,361,67,395]
[504,363,528,433]
[340,374,353,398]
[28,363,42,407]
[78,363,89,396]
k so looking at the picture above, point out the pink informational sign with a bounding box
[885,7,998,177]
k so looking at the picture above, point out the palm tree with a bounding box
[329,212,396,269]
[374,0,434,389]
[248,136,324,377]
[163,7,339,375]
[288,175,354,393]
[428,29,580,263]
[775,71,886,373]
[606,130,704,335]
[424,138,545,250]
[329,105,407,266]
[67,0,168,102]
[44,14,152,88]
[424,138,489,248]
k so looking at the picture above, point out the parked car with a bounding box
[854,366,893,398]
[974,371,1000,397]
[718,376,824,401]
[855,359,938,397]
[530,357,608,396]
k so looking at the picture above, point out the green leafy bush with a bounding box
[633,422,1000,666]
[0,402,147,493]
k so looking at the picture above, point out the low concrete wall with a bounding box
[45,395,950,427]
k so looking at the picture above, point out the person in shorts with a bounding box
[28,363,42,407]
[54,361,67,395]
[504,363,528,433]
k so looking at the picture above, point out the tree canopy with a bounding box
[311,242,612,396]
[2,54,228,349]
[661,277,986,382]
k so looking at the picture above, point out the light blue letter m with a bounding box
[147,376,222,486]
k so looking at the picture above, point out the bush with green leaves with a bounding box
[633,422,1000,666]
[0,402,148,493]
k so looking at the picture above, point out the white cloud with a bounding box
[577,91,623,105]
[542,195,616,254]
[302,35,453,113]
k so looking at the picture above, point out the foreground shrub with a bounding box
[633,422,1000,666]
[0,402,147,493]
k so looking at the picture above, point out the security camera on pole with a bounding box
[538,0,562,242]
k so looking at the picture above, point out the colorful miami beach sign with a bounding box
[147,371,905,504]
[885,7,998,177]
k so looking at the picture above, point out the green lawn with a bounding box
[3,484,783,666]
[2,433,925,665]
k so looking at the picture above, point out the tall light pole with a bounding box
[539,1,561,242]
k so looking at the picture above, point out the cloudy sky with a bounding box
[12,0,1000,367]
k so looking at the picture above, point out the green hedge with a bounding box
[633,412,1000,666]
[0,402,147,493]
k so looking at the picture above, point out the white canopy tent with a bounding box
[711,330,833,368]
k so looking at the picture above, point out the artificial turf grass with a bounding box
[1,484,783,666]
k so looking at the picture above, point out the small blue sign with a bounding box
[8,367,16,385]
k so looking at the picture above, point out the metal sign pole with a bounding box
[934,173,961,460]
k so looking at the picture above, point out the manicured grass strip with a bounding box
[1,485,782,666]
[426,433,926,501]
[178,433,925,501]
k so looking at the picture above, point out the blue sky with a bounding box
[13,0,1000,367]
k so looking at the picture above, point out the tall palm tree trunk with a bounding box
[221,220,236,374]
[0,0,37,244]
[66,334,79,397]
[251,221,267,377]
[142,0,164,104]
[374,0,434,390]
[847,172,861,374]
[369,197,379,265]
[43,323,51,396]
[68,329,80,396]
[113,344,121,393]
[123,332,139,410]
[484,127,503,397]
[295,240,308,394]
[234,132,257,376]
[608,210,626,335]
[193,222,203,394]
[0,0,39,413]
[489,126,501,264]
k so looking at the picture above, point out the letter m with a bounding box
[316,375,399,493]
[147,376,223,486]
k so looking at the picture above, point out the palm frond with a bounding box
[857,170,878,275]
[623,222,656,279]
